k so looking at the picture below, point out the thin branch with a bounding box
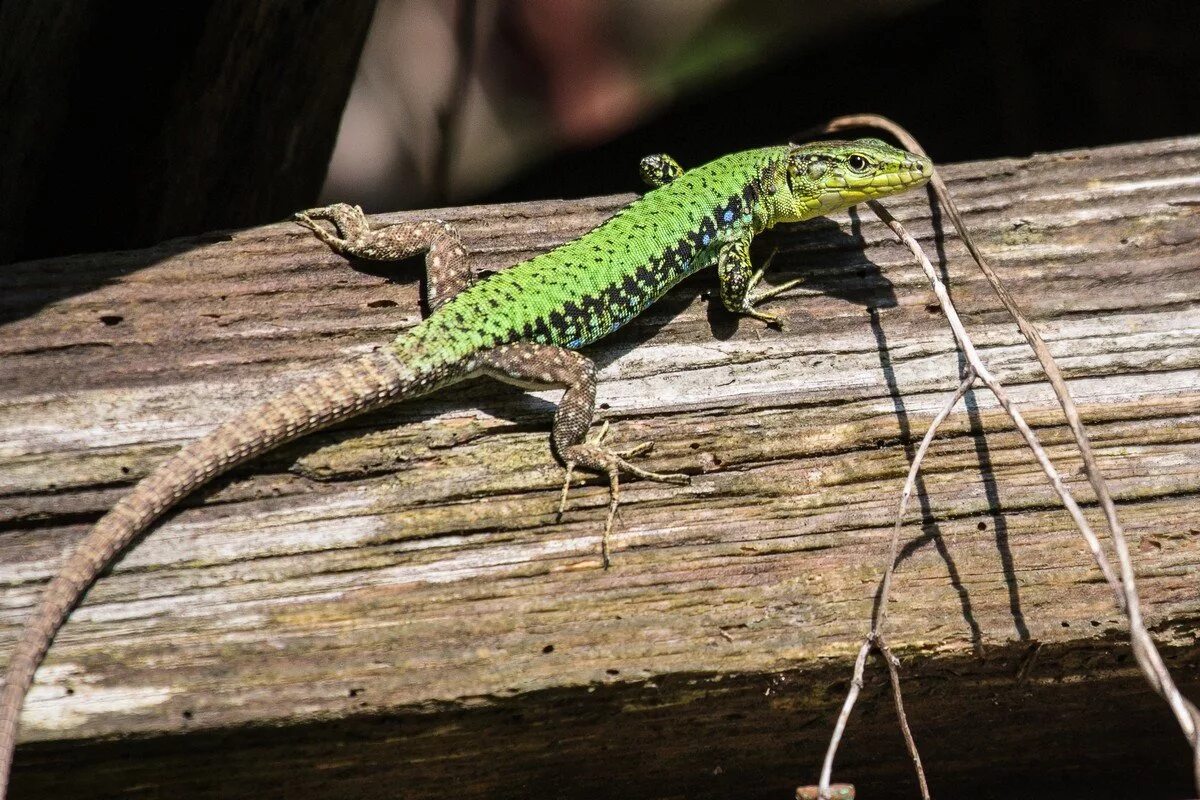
[816,366,971,800]
[877,635,930,800]
[870,200,1123,598]
[809,141,1200,793]
[797,784,856,800]
[824,114,1200,791]
[817,112,1133,603]
[818,639,872,796]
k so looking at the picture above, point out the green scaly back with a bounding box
[394,137,931,372]
[407,147,791,357]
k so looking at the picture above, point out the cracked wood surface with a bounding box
[1,136,1199,799]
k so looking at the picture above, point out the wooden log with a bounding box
[1,136,1199,799]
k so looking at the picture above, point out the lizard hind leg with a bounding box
[479,344,688,568]
[295,203,473,312]
[639,153,684,188]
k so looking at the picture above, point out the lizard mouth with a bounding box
[871,157,933,191]
[903,156,933,184]
[820,158,932,207]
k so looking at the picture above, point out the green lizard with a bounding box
[0,138,931,795]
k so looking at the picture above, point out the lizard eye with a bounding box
[847,154,870,172]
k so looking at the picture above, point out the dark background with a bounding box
[487,0,1200,205]
[2,0,1198,261]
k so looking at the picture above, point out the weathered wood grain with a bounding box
[1,137,1199,799]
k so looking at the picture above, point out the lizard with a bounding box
[0,137,931,795]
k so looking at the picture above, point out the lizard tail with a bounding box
[0,345,450,796]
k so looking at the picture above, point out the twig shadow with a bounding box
[849,206,985,653]
[928,189,1029,642]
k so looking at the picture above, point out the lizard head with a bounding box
[782,138,932,221]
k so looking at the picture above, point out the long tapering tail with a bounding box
[0,345,447,795]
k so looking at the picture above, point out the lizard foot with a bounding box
[739,248,803,330]
[294,203,371,254]
[557,422,689,568]
[739,305,788,330]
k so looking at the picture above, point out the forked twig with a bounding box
[876,635,928,800]
[872,201,1122,598]
[808,114,1200,797]
[819,638,873,796]
[817,369,973,799]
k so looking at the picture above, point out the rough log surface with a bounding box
[1,137,1199,799]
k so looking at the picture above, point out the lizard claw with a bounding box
[555,424,689,568]
[742,306,787,330]
[294,203,371,253]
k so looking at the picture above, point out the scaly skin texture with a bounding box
[0,138,930,796]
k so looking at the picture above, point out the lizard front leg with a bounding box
[295,203,473,312]
[640,159,802,327]
[717,235,804,328]
[479,343,688,568]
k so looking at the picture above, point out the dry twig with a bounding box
[807,114,1200,797]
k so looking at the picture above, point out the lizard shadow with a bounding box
[753,212,985,649]
[598,212,988,645]
[801,205,985,652]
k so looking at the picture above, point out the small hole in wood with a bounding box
[542,644,555,654]
[367,299,398,308]
[606,669,620,676]
[977,521,987,531]
[689,442,700,450]
[100,314,123,326]
[598,403,610,410]
[348,688,362,698]
[182,710,194,720]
